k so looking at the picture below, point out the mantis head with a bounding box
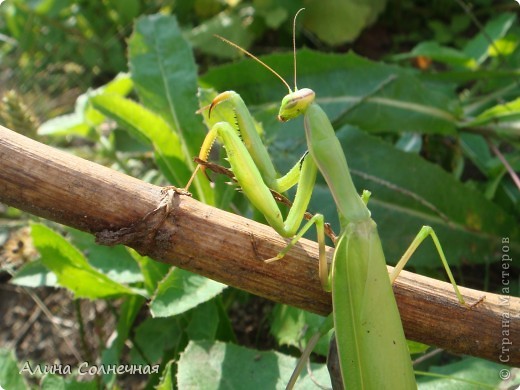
[278,88,315,122]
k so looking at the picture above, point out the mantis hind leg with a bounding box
[390,226,466,305]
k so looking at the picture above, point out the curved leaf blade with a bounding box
[128,14,211,201]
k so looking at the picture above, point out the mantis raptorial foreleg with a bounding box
[189,90,327,272]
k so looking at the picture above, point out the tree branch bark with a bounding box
[0,125,517,366]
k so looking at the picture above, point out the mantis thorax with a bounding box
[278,88,315,122]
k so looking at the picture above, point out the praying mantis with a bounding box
[187,10,467,389]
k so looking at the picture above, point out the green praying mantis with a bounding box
[186,10,467,389]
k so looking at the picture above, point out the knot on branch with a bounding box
[95,187,190,255]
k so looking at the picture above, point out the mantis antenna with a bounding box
[215,8,305,93]
[214,34,292,93]
[292,8,305,91]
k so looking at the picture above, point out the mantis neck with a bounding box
[304,103,371,226]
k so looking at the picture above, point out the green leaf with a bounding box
[393,41,477,69]
[102,72,134,95]
[31,224,138,299]
[129,250,170,295]
[128,14,211,201]
[90,93,188,186]
[303,0,386,46]
[177,340,331,389]
[150,268,226,317]
[327,128,520,267]
[201,50,460,135]
[38,73,133,139]
[0,348,27,390]
[270,304,330,356]
[407,341,430,355]
[10,259,58,287]
[131,317,185,364]
[156,360,175,390]
[66,228,143,285]
[186,10,256,59]
[463,13,517,65]
[417,357,519,389]
[40,374,97,390]
[186,300,220,341]
[37,111,92,138]
[101,295,146,387]
[465,97,520,127]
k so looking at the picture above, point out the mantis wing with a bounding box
[332,219,416,389]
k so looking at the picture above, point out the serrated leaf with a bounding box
[150,267,226,317]
[31,224,138,299]
[177,340,331,389]
[66,228,143,284]
[128,250,170,295]
[186,300,220,341]
[10,259,58,287]
[37,112,92,138]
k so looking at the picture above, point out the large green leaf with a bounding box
[10,260,58,288]
[330,128,520,267]
[31,224,138,298]
[417,356,519,389]
[277,127,520,267]
[156,360,175,390]
[200,50,461,135]
[149,267,226,317]
[131,317,185,364]
[128,14,211,202]
[65,228,143,284]
[177,340,331,389]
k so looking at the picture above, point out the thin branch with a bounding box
[487,138,520,191]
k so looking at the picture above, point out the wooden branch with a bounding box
[0,125,518,366]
